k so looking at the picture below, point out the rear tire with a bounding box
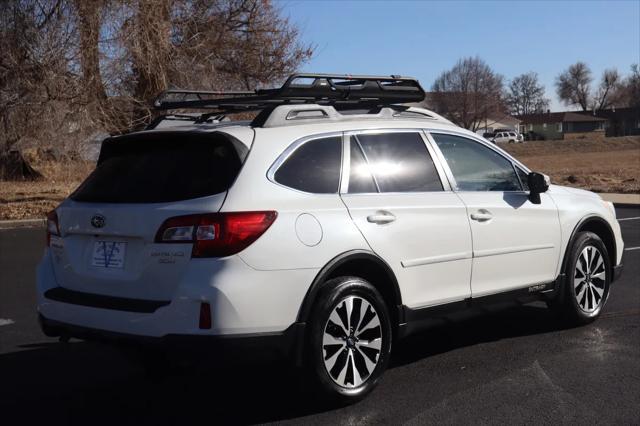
[548,232,610,324]
[306,276,392,404]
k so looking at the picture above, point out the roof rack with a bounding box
[153,73,426,112]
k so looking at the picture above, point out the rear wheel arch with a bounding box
[297,250,403,329]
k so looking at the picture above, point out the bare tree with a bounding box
[593,68,622,110]
[556,63,628,111]
[618,64,640,108]
[431,56,504,131]
[0,0,83,153]
[505,72,549,115]
[0,0,314,157]
[74,0,107,104]
[556,61,592,111]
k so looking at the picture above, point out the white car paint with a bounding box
[36,106,624,339]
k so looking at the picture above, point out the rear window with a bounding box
[71,132,248,203]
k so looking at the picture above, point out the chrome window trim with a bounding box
[419,130,453,192]
[426,129,531,193]
[422,130,457,191]
[341,128,448,195]
[339,133,350,194]
[351,135,382,193]
[266,131,344,195]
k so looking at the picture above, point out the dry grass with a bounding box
[0,152,93,220]
[502,135,640,194]
[1,135,639,221]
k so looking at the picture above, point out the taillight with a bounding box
[154,211,277,258]
[46,210,60,246]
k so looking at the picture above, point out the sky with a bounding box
[281,0,640,111]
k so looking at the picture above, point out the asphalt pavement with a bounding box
[0,207,638,425]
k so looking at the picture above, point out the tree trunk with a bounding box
[74,0,107,103]
[133,0,171,101]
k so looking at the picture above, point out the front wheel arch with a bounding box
[552,215,616,307]
[562,215,617,278]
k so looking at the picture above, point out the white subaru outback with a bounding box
[37,74,624,402]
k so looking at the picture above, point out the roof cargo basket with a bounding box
[154,73,426,113]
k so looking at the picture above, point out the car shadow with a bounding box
[0,304,573,425]
[391,303,574,367]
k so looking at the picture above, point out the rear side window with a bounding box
[274,136,342,193]
[71,132,247,203]
[352,132,442,193]
[432,133,521,191]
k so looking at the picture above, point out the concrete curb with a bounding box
[0,193,637,229]
[598,193,640,205]
[0,218,46,229]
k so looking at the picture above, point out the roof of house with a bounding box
[578,107,640,119]
[517,111,607,124]
[481,114,521,125]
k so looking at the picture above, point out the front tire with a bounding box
[549,232,610,324]
[307,277,392,403]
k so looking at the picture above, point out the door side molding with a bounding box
[398,278,559,339]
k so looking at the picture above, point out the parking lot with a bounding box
[0,206,638,425]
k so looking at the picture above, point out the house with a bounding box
[578,107,640,137]
[517,111,608,140]
[473,114,521,134]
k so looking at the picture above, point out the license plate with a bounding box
[91,241,127,268]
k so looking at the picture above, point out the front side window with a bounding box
[274,136,342,193]
[431,133,522,191]
[349,132,442,193]
[516,166,530,191]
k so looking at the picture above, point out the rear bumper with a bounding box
[37,250,317,338]
[39,314,306,362]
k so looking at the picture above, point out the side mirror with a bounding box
[527,172,550,204]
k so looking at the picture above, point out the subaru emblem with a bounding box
[91,214,106,229]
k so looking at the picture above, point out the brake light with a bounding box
[46,210,60,246]
[155,211,277,258]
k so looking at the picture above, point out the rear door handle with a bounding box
[470,210,493,222]
[367,211,396,224]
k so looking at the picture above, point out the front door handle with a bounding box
[367,211,396,224]
[470,209,493,222]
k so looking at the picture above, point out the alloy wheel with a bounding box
[574,245,607,313]
[322,296,382,388]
